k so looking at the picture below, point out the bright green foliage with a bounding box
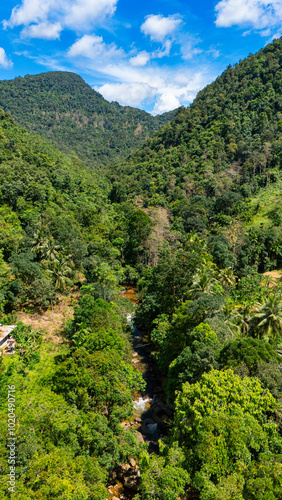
[51,348,144,421]
[0,292,143,498]
[174,369,278,442]
[243,452,282,499]
[72,296,121,333]
[137,443,190,500]
[252,294,282,338]
[21,451,107,499]
[0,249,11,311]
[173,369,281,499]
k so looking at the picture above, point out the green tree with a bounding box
[253,294,282,338]
[137,443,190,500]
[126,210,152,264]
[173,369,281,500]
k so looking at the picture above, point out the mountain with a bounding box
[1,37,282,500]
[111,37,282,212]
[0,71,175,168]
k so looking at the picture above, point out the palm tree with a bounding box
[41,237,61,262]
[253,294,282,338]
[218,267,237,288]
[31,229,47,257]
[48,254,74,291]
[189,270,219,297]
[230,303,253,337]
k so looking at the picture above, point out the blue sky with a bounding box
[0,0,281,114]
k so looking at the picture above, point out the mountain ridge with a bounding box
[0,71,176,169]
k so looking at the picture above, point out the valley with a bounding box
[0,36,282,500]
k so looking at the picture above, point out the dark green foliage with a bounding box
[113,39,282,204]
[0,108,127,310]
[166,323,220,401]
[126,210,152,264]
[2,37,282,500]
[0,71,175,169]
[219,337,279,375]
[110,37,282,273]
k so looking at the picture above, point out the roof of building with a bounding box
[0,325,17,343]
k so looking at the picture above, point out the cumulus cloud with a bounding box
[67,33,210,113]
[129,51,150,67]
[68,34,125,60]
[93,58,212,113]
[153,93,180,114]
[215,0,282,33]
[3,0,118,35]
[141,14,182,42]
[21,21,62,39]
[0,48,13,68]
[64,0,117,30]
[96,82,156,106]
[3,0,57,29]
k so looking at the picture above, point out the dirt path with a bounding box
[16,292,79,342]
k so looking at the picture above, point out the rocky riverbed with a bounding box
[107,289,173,500]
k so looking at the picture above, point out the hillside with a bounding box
[109,37,282,273]
[112,37,282,205]
[0,71,175,168]
[1,38,282,500]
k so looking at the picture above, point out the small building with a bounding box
[0,325,17,350]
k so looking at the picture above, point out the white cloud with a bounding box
[153,93,180,114]
[3,0,118,34]
[130,51,150,67]
[21,21,62,39]
[215,0,282,33]
[68,34,125,60]
[181,38,202,60]
[64,0,117,30]
[3,0,57,29]
[96,82,156,106]
[0,48,13,69]
[141,14,182,42]
[92,58,212,113]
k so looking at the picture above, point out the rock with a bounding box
[136,431,144,443]
[129,457,136,468]
[120,463,130,472]
[144,417,155,426]
[112,497,120,500]
[123,471,140,490]
[147,423,158,434]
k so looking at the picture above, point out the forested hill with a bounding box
[0,71,175,168]
[1,38,282,500]
[111,37,282,209]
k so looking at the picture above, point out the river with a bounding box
[107,288,172,499]
[123,287,171,440]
